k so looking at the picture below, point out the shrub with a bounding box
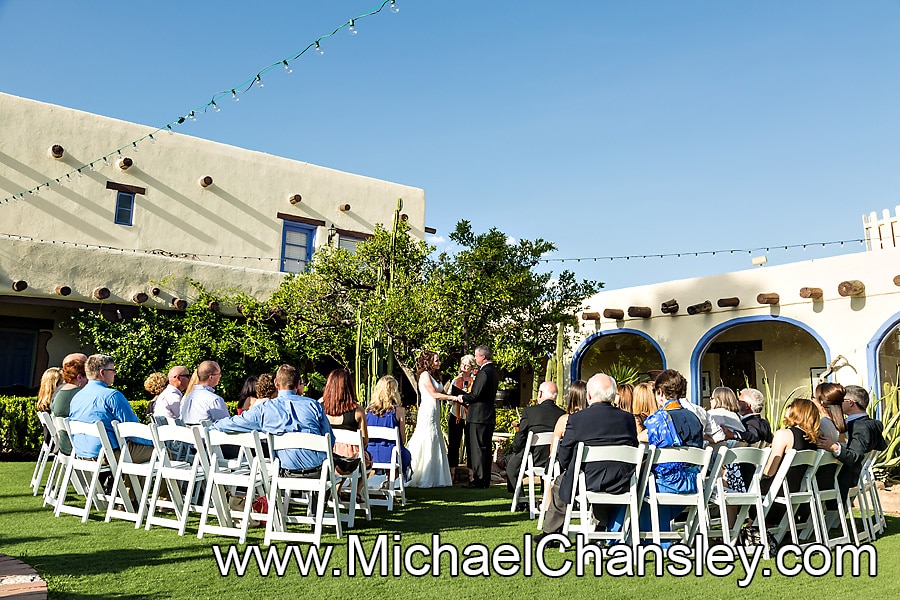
[0,395,239,456]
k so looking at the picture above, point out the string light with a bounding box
[255,75,264,89]
[212,100,220,112]
[2,0,402,204]
[349,19,358,35]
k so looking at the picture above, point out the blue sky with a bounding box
[2,1,898,290]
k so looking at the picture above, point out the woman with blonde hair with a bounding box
[708,387,746,437]
[759,398,820,529]
[366,375,412,480]
[631,382,657,438]
[36,367,62,413]
[144,372,167,415]
[616,383,634,413]
[445,354,477,468]
[36,367,62,447]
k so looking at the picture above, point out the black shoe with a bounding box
[515,503,528,512]
[465,482,482,489]
[534,531,564,548]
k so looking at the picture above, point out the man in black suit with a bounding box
[505,381,564,494]
[538,373,638,539]
[818,385,886,499]
[459,345,500,489]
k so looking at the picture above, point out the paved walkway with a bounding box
[0,555,46,599]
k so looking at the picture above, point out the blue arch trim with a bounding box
[866,310,900,397]
[570,329,666,383]
[688,315,830,405]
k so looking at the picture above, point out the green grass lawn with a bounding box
[1,460,898,599]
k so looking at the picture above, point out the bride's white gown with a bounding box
[406,372,452,488]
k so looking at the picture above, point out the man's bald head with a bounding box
[538,381,558,402]
[586,373,617,405]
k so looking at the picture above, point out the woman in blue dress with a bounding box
[366,375,412,481]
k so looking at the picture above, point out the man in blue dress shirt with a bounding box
[212,364,333,476]
[69,354,153,462]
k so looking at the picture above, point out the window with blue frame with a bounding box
[114,191,135,226]
[281,221,315,273]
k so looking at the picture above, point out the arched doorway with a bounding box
[690,316,829,408]
[571,329,665,385]
[868,312,900,392]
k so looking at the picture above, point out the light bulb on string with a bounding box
[149,134,156,143]
[283,60,292,73]
[189,111,197,122]
[315,41,324,56]
[77,169,83,178]
[390,0,399,13]
[102,157,110,167]
[348,19,358,35]
[132,142,139,152]
[232,89,240,102]
[89,163,96,171]
[256,75,264,89]
[167,124,174,134]
[212,101,220,112]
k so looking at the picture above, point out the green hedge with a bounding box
[0,395,239,456]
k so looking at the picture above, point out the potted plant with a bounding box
[495,377,518,407]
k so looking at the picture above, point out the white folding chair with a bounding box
[196,428,268,544]
[264,432,342,547]
[685,442,727,540]
[43,416,78,509]
[330,428,372,528]
[31,412,57,496]
[153,415,190,462]
[105,421,157,528]
[856,451,885,539]
[365,425,406,511]
[767,449,823,547]
[510,431,555,519]
[55,419,121,522]
[536,436,561,530]
[644,445,714,546]
[812,452,851,548]
[144,422,209,536]
[710,446,772,556]
[563,443,648,552]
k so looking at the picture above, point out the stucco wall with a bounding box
[0,93,427,274]
[573,246,900,400]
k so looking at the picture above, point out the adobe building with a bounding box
[0,93,430,389]
[572,207,900,406]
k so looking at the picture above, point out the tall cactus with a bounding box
[354,198,403,404]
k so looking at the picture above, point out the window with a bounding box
[281,221,315,273]
[114,191,135,226]
[338,235,364,253]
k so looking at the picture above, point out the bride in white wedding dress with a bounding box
[406,351,460,488]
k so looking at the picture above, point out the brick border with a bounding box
[0,554,47,599]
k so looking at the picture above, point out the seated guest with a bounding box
[212,364,333,477]
[365,375,412,481]
[538,373,638,541]
[36,367,62,447]
[144,372,167,416]
[235,373,277,415]
[152,366,190,420]
[737,387,773,445]
[68,354,153,463]
[506,381,565,493]
[322,368,370,475]
[818,385,887,500]
[180,361,229,424]
[708,386,747,493]
[757,398,820,531]
[551,380,587,446]
[236,375,259,415]
[50,353,88,455]
[632,382,658,439]
[616,383,634,412]
[814,382,846,445]
[623,369,704,543]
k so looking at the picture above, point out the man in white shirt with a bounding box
[180,361,229,424]
[152,365,190,420]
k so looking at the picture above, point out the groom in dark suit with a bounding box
[460,345,500,488]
